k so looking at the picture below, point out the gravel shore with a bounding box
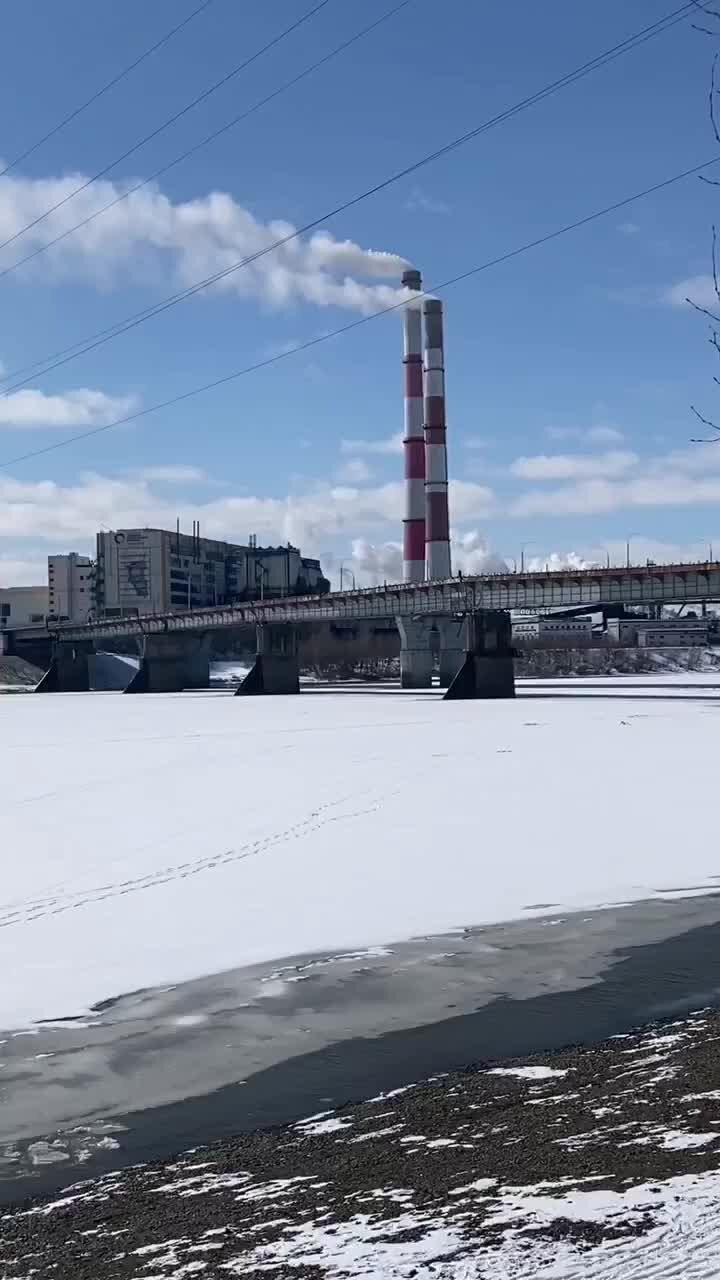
[4,1008,720,1277]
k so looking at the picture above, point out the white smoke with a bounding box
[0,168,411,314]
[524,551,595,572]
[337,531,508,587]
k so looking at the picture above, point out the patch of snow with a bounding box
[294,1117,352,1137]
[348,1125,405,1144]
[448,1177,498,1196]
[629,1129,718,1150]
[488,1066,569,1080]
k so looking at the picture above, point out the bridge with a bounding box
[40,560,720,640]
[12,560,720,701]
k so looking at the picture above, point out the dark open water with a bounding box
[4,914,720,1207]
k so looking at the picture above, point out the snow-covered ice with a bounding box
[2,684,719,1029]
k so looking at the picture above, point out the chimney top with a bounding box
[401,267,422,291]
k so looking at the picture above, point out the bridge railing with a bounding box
[49,561,720,642]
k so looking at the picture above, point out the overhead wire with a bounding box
[0,0,415,291]
[0,0,696,399]
[0,0,336,257]
[2,150,716,470]
[0,0,219,180]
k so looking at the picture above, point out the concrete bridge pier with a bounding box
[35,640,94,692]
[237,624,300,695]
[444,610,515,701]
[124,632,211,693]
[436,616,466,688]
[396,617,434,689]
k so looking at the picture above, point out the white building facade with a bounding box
[0,586,48,629]
[48,553,94,622]
[513,615,593,645]
[95,528,328,617]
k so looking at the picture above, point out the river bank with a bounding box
[4,1006,720,1277]
[5,894,720,1210]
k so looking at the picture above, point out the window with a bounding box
[0,604,10,618]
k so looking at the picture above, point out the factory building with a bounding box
[513,615,593,644]
[48,553,94,622]
[636,625,709,648]
[95,527,328,618]
[606,617,711,647]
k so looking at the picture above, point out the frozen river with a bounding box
[3,677,720,1197]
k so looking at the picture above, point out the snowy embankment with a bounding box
[2,683,719,1030]
[5,1011,720,1277]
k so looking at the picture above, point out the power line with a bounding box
[0,1,694,399]
[2,151,716,470]
[0,0,414,290]
[0,0,335,257]
[0,0,219,180]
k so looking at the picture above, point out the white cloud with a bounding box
[664,274,718,310]
[618,221,640,235]
[545,425,625,444]
[0,167,410,315]
[510,450,638,481]
[0,472,495,558]
[0,553,48,586]
[463,436,493,450]
[340,433,404,456]
[0,386,137,430]
[136,465,207,483]
[510,472,720,517]
[335,458,372,485]
[405,187,450,215]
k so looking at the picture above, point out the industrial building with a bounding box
[95,527,329,618]
[48,553,94,622]
[512,615,593,644]
[606,617,711,647]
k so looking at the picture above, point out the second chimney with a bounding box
[423,298,451,580]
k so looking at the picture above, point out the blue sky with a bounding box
[0,0,718,585]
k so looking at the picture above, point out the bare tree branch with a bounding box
[711,54,720,144]
[690,9,720,442]
[687,297,720,324]
[691,404,720,440]
[712,224,720,300]
[691,0,720,20]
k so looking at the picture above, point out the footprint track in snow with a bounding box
[0,790,390,930]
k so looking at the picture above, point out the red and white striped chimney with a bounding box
[423,297,451,580]
[401,268,425,583]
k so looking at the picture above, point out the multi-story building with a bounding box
[94,528,329,617]
[48,553,94,622]
[512,615,593,645]
[0,585,48,629]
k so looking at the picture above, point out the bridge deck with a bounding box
[46,562,720,643]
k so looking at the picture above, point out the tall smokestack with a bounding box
[423,297,451,580]
[401,268,425,583]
